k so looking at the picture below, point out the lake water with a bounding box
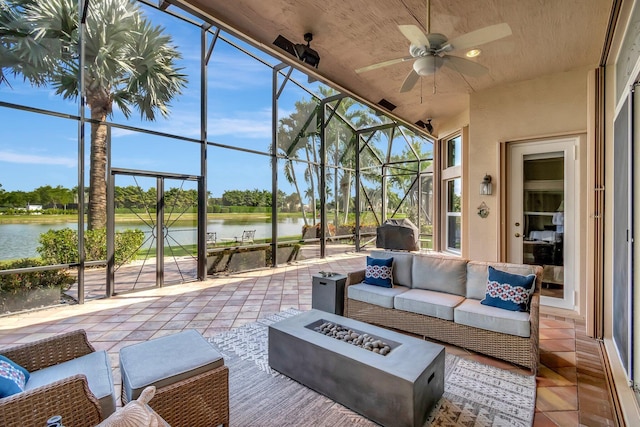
[0,217,308,261]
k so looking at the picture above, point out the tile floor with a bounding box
[0,252,617,426]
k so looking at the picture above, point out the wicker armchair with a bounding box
[0,330,104,427]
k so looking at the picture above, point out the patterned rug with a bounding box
[209,308,536,426]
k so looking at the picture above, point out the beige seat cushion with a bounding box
[454,299,531,337]
[347,283,409,308]
[394,289,465,321]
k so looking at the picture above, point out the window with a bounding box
[441,134,462,254]
[445,178,461,251]
[446,137,461,168]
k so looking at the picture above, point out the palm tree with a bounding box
[277,88,383,230]
[0,0,187,229]
[276,99,320,226]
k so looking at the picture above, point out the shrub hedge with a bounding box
[0,259,75,295]
[37,228,145,265]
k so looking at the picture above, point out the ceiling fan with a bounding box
[355,0,512,93]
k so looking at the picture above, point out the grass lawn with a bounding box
[0,211,304,224]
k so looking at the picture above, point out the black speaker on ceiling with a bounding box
[273,33,320,69]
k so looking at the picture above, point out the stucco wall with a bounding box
[466,67,591,262]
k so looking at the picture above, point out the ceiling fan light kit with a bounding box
[413,56,442,76]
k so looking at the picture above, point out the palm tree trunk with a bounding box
[334,168,339,228]
[88,104,108,230]
[304,146,317,225]
[343,170,351,224]
[288,160,308,226]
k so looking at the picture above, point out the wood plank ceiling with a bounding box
[178,0,613,133]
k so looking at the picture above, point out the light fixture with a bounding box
[413,56,443,75]
[273,33,320,69]
[294,33,320,68]
[425,119,433,134]
[480,174,493,195]
[466,49,481,58]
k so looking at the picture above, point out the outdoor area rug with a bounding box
[209,308,536,426]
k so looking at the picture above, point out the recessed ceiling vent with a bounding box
[377,99,396,111]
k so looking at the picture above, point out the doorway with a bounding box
[507,137,578,310]
[106,168,204,295]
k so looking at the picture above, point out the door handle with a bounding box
[514,233,521,237]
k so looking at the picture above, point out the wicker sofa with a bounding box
[345,250,543,374]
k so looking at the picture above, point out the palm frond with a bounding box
[2,0,187,122]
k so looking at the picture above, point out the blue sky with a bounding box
[0,2,321,197]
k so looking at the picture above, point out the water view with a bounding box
[0,217,309,261]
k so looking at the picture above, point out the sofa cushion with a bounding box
[467,261,540,300]
[454,299,531,337]
[481,266,536,312]
[411,253,468,296]
[364,256,394,288]
[394,289,465,321]
[26,350,116,417]
[369,250,413,288]
[347,283,410,308]
[0,355,30,398]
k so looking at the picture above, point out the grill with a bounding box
[376,218,419,251]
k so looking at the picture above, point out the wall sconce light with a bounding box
[480,174,493,195]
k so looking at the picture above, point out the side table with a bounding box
[312,273,347,315]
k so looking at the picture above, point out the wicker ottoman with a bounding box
[119,330,229,427]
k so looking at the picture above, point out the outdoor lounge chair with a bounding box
[220,229,256,245]
[207,231,217,245]
[239,230,255,244]
[0,329,116,427]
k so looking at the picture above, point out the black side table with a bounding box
[312,273,347,315]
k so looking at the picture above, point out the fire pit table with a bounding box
[268,309,444,427]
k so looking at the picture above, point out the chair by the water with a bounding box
[220,229,256,245]
[240,230,255,244]
[207,232,217,246]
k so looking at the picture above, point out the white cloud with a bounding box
[0,151,75,167]
[209,109,271,139]
[208,52,272,90]
[104,108,272,141]
[110,128,138,138]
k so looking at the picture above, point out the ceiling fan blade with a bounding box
[399,69,420,93]
[355,56,414,74]
[443,56,488,77]
[398,25,430,48]
[447,23,512,51]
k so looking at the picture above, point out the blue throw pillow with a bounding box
[364,256,394,288]
[481,266,536,312]
[0,355,30,398]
